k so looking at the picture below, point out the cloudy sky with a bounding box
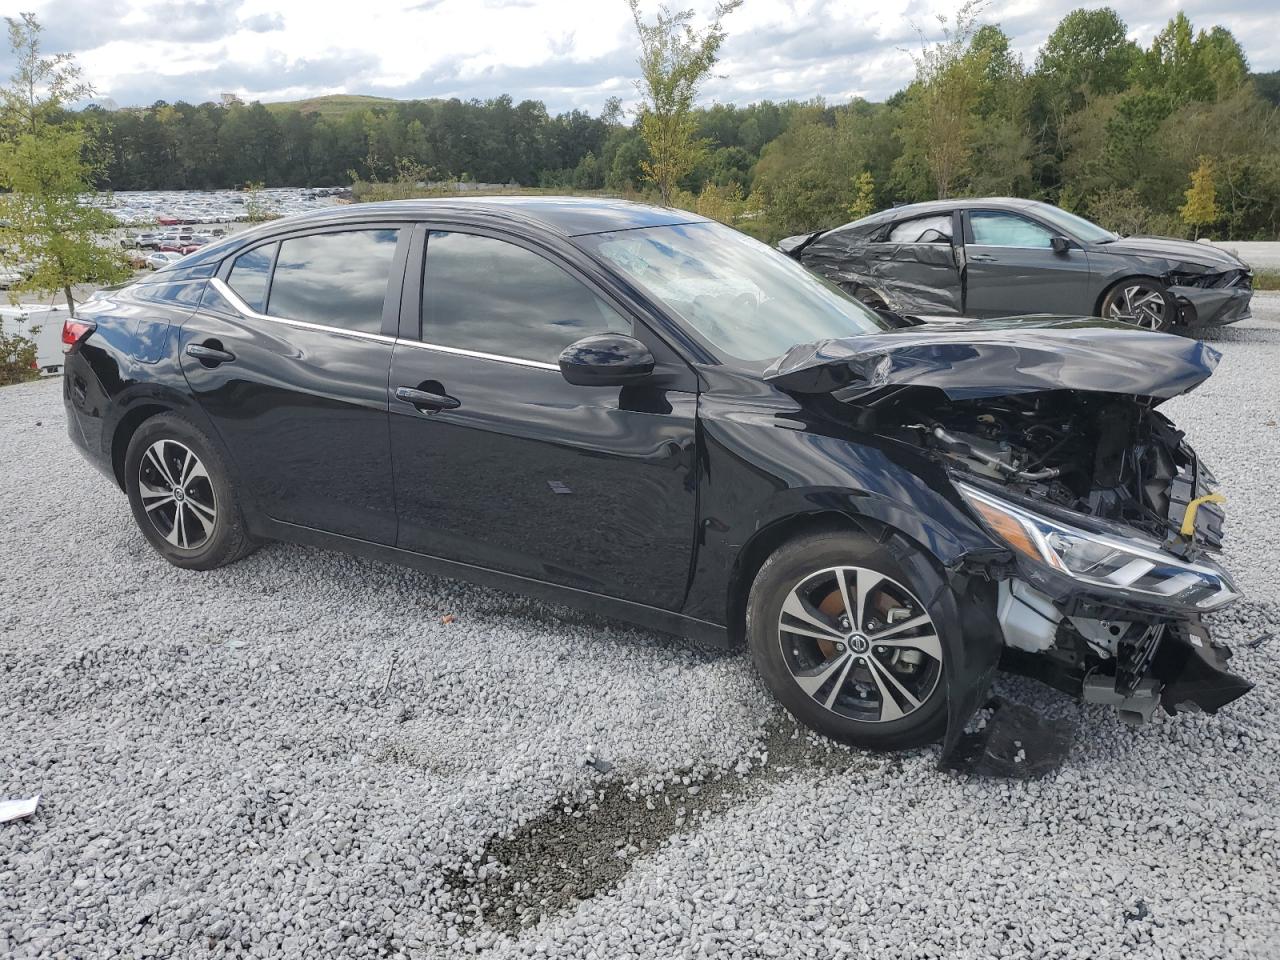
[13,0,1280,114]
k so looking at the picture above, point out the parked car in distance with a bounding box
[143,251,183,270]
[62,198,1250,757]
[779,198,1253,331]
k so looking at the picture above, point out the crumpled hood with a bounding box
[1093,236,1247,271]
[763,315,1222,402]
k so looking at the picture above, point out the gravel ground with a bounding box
[2,301,1279,959]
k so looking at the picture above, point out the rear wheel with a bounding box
[747,530,950,750]
[1100,278,1173,330]
[124,414,257,570]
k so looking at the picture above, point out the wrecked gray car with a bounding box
[780,198,1253,331]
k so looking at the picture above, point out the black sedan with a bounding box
[779,197,1253,330]
[63,198,1250,759]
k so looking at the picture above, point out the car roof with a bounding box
[834,196,1046,232]
[169,197,710,275]
[261,196,704,239]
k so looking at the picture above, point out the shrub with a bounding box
[0,317,40,386]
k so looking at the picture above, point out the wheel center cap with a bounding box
[847,633,869,654]
[173,488,185,502]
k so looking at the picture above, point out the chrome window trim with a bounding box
[393,338,560,371]
[209,277,559,371]
[209,277,396,344]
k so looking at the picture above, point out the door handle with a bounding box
[395,385,460,411]
[185,342,236,365]
[968,254,998,263]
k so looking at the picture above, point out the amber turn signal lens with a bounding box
[970,497,1052,566]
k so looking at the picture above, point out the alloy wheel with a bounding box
[1105,283,1168,330]
[137,439,218,550]
[777,566,943,723]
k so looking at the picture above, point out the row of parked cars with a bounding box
[81,187,347,227]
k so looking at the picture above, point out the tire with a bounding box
[123,413,257,570]
[746,529,951,750]
[1099,277,1174,331]
[840,282,890,313]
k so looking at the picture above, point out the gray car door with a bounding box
[962,210,1092,317]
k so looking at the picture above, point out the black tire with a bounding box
[746,529,952,750]
[123,413,257,570]
[1099,277,1175,331]
[840,282,890,313]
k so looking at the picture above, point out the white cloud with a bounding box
[14,0,1280,112]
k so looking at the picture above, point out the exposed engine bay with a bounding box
[884,391,1224,560]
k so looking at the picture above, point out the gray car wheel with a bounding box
[1100,279,1172,331]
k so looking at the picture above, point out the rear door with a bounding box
[387,224,699,610]
[851,213,962,314]
[180,224,408,543]
[962,209,1091,317]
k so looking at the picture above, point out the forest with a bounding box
[77,7,1280,242]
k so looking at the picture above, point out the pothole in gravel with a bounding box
[443,717,891,934]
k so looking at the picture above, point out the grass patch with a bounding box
[1253,269,1280,291]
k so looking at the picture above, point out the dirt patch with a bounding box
[443,716,885,934]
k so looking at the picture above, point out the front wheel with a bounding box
[1100,278,1173,330]
[124,413,257,570]
[747,530,950,750]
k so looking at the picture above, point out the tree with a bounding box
[0,14,128,315]
[1179,157,1220,237]
[627,0,742,203]
[1034,8,1138,114]
[848,170,876,218]
[894,0,987,199]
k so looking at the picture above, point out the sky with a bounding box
[11,0,1280,114]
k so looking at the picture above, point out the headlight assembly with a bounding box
[958,482,1239,611]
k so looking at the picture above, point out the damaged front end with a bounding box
[766,318,1252,742]
[1165,267,1253,327]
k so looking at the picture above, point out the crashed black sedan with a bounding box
[780,197,1253,331]
[63,198,1249,762]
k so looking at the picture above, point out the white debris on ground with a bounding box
[1,299,1278,959]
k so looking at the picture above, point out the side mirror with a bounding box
[1050,235,1071,254]
[558,334,655,387]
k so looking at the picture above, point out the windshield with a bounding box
[578,220,888,363]
[1032,203,1118,243]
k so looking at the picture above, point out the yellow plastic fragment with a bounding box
[1180,493,1226,537]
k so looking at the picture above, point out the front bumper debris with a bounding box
[1170,284,1252,327]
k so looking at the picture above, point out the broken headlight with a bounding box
[958,482,1238,610]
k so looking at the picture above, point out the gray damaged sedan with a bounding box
[779,198,1253,331]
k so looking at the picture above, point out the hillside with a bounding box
[262,94,411,118]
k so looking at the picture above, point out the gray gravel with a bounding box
[2,301,1279,958]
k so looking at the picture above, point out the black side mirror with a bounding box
[559,334,655,387]
[1050,235,1071,254]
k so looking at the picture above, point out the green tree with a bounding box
[1035,8,1138,115]
[848,170,876,218]
[627,0,742,203]
[894,0,986,199]
[0,14,127,316]
[1179,157,1220,237]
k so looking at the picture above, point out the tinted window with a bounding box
[227,243,275,312]
[889,214,952,243]
[268,229,399,334]
[133,281,207,307]
[422,232,630,362]
[970,212,1055,248]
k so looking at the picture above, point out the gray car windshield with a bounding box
[1032,204,1118,243]
[579,220,888,363]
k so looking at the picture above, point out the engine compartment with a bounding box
[874,389,1220,559]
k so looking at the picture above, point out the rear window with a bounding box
[227,243,275,313]
[267,230,399,335]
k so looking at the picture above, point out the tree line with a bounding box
[74,5,1280,242]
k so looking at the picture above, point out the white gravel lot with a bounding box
[2,302,1279,959]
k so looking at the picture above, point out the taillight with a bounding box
[62,318,96,353]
